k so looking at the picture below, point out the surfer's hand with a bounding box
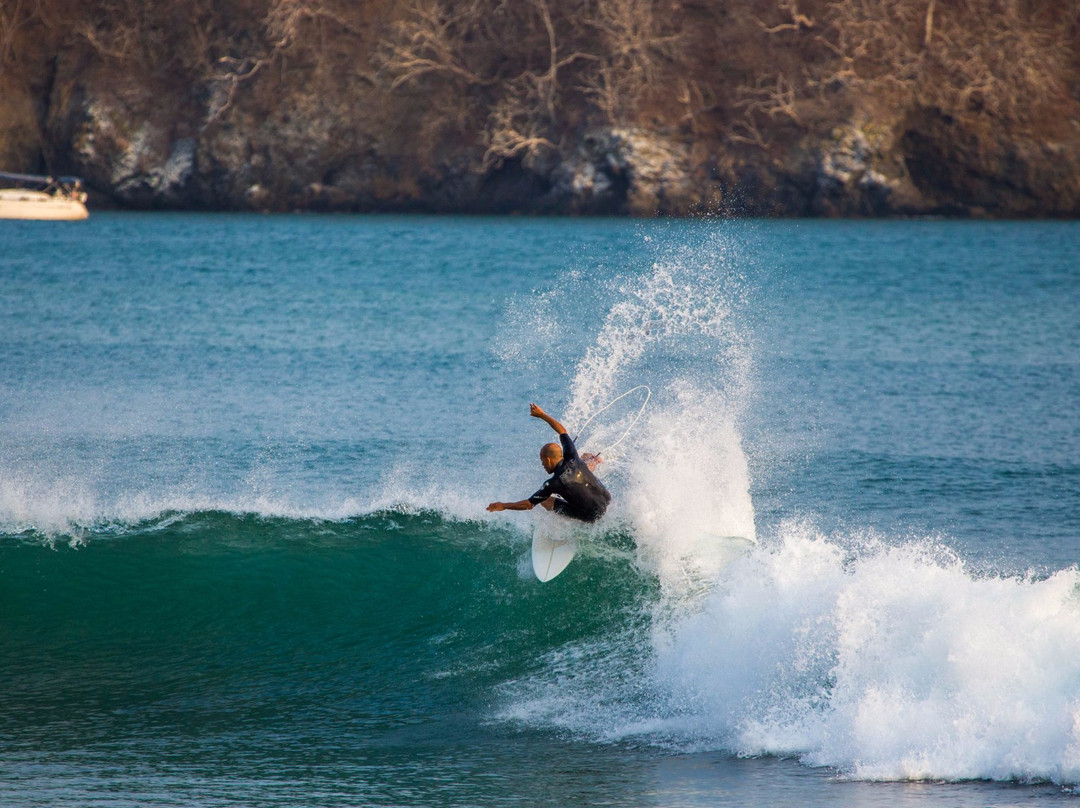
[530,403,545,418]
[487,502,505,512]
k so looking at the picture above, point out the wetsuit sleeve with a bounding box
[528,477,556,505]
[559,432,580,462]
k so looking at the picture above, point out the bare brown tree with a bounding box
[0,0,32,76]
[580,0,682,124]
[823,0,1073,126]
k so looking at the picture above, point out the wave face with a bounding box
[0,512,648,746]
[6,512,1080,788]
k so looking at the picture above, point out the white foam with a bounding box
[648,523,1080,783]
[0,467,391,539]
[621,385,756,589]
[503,521,1080,785]
[554,234,758,595]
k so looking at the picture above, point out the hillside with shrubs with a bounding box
[2,0,1077,215]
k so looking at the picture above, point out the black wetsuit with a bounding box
[528,433,611,523]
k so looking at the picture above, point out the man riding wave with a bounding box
[487,403,611,523]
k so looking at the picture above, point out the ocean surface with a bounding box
[1,213,1078,807]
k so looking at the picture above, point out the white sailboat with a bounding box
[0,172,89,221]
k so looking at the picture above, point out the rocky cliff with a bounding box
[2,0,1078,216]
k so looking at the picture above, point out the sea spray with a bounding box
[498,521,1080,786]
[625,386,755,589]
[552,230,759,596]
[564,257,751,428]
[493,226,777,748]
[649,522,1080,783]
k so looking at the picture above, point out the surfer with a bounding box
[487,403,611,523]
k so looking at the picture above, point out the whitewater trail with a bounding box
[554,237,758,596]
[647,522,1080,782]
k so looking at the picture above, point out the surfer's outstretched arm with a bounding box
[488,498,556,513]
[487,499,534,512]
[530,403,566,435]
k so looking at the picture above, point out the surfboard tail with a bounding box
[531,527,577,582]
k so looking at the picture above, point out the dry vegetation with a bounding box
[821,0,1077,131]
[1,0,1078,212]
[376,0,686,168]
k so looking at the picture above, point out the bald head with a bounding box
[540,442,563,472]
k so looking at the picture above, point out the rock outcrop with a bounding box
[2,0,1077,216]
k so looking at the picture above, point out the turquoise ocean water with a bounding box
[1,214,1079,806]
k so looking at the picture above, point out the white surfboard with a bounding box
[531,526,577,582]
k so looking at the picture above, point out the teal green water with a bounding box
[2,215,1079,806]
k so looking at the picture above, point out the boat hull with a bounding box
[0,190,89,221]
